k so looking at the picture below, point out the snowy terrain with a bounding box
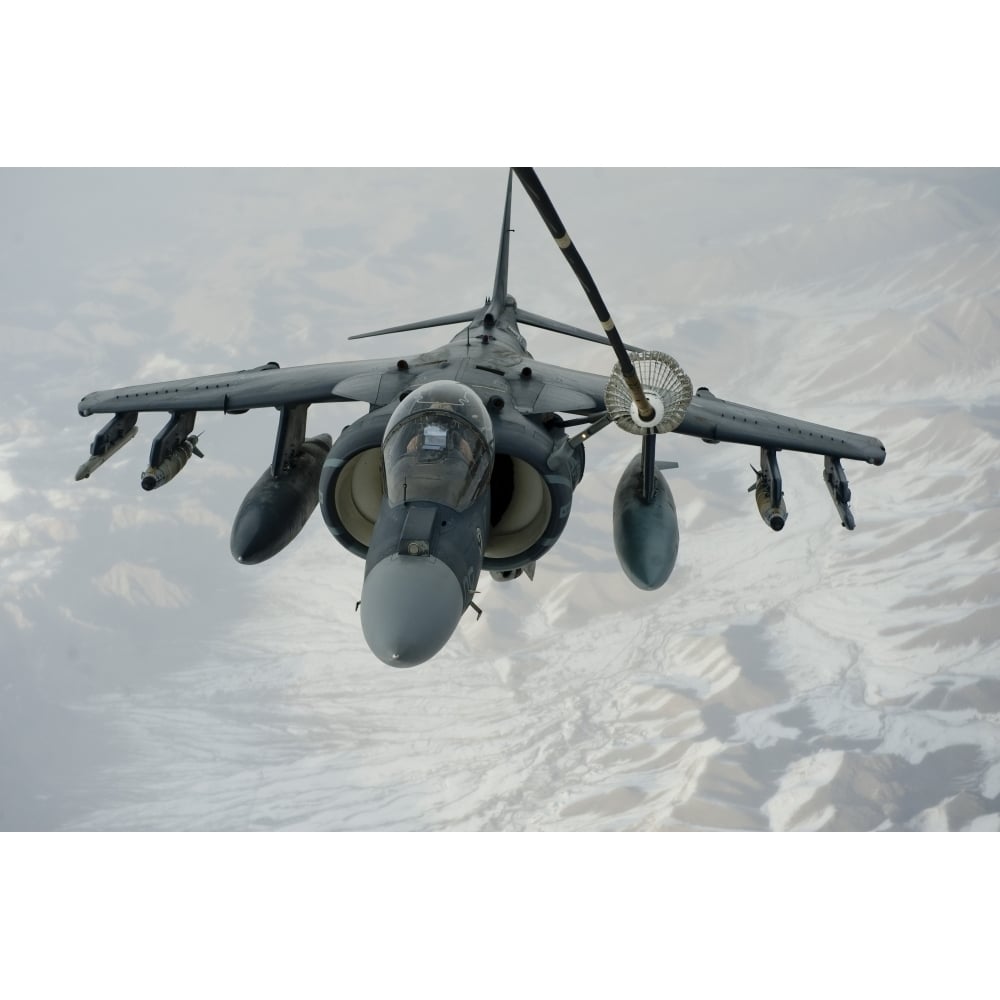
[2,168,999,830]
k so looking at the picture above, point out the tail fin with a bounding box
[349,171,515,342]
[489,169,514,313]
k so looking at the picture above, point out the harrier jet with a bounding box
[76,169,886,665]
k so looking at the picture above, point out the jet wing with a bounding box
[77,356,425,416]
[75,353,447,482]
[674,388,886,465]
[78,353,885,472]
[507,363,885,465]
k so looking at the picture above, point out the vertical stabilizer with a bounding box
[490,170,514,312]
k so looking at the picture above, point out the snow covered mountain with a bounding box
[2,168,998,830]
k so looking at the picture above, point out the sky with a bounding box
[4,4,1000,996]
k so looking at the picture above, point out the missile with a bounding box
[612,452,679,591]
[76,425,138,481]
[230,435,332,564]
[141,435,203,491]
[823,455,855,530]
[749,447,786,531]
[75,412,139,481]
[751,475,787,531]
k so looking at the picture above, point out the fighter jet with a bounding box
[76,169,886,666]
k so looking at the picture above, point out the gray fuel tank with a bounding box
[612,453,679,591]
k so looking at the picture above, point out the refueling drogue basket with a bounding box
[604,350,693,435]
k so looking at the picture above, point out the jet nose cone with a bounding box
[360,555,465,667]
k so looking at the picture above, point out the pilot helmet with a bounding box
[413,416,451,460]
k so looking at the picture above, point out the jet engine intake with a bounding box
[483,411,583,574]
[319,408,396,559]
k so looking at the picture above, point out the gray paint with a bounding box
[75,170,887,665]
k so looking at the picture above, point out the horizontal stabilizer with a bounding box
[515,309,643,352]
[348,310,480,341]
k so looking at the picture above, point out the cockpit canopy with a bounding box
[382,381,494,511]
